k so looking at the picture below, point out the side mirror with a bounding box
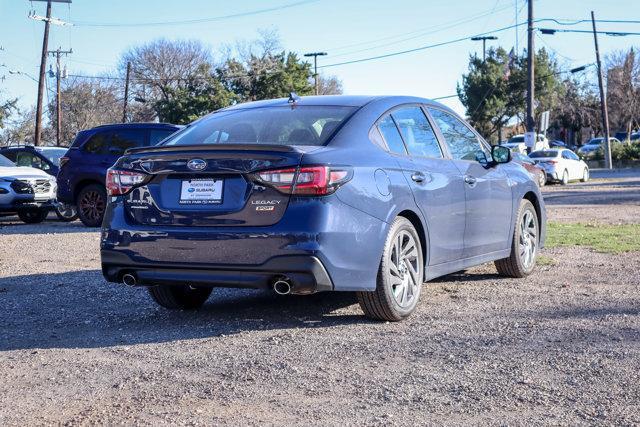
[491,145,511,164]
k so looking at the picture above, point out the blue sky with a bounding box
[1,0,639,117]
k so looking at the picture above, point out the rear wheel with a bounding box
[357,217,423,322]
[77,184,107,227]
[17,208,48,224]
[560,169,569,185]
[581,168,589,182]
[495,199,539,278]
[55,202,78,222]
[148,285,213,310]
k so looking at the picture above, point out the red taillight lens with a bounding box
[257,166,351,196]
[59,156,69,168]
[106,168,149,196]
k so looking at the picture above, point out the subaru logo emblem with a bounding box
[187,158,207,171]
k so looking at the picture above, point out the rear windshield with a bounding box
[40,148,67,166]
[0,154,15,167]
[586,138,603,145]
[162,106,356,147]
[529,150,558,158]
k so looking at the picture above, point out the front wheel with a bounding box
[538,172,546,187]
[18,208,48,224]
[581,168,589,182]
[357,217,424,322]
[148,285,213,310]
[55,202,78,222]
[495,199,539,278]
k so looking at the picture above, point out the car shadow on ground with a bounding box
[0,217,95,235]
[0,270,367,352]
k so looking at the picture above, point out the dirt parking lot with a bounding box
[1,175,639,426]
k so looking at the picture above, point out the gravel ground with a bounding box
[1,177,639,426]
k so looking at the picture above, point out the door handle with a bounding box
[411,172,426,183]
[464,175,477,186]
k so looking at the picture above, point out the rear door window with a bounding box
[107,130,146,156]
[390,107,442,158]
[377,115,407,155]
[83,132,110,154]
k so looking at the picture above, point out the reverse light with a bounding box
[106,168,149,196]
[257,166,352,196]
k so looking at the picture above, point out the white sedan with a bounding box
[529,149,589,185]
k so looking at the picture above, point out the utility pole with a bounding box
[34,0,52,146]
[470,36,498,61]
[31,0,72,146]
[525,0,536,152]
[122,61,131,123]
[303,52,327,95]
[591,11,612,169]
[49,47,71,146]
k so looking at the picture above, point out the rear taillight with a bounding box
[106,168,149,196]
[257,166,352,196]
[59,156,69,169]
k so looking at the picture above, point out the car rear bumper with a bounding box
[101,194,389,292]
[101,250,333,294]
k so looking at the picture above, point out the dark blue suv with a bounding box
[57,123,180,226]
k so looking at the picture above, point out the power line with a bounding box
[70,0,318,27]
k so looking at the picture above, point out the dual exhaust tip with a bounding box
[123,272,295,295]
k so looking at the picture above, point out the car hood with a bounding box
[0,166,53,180]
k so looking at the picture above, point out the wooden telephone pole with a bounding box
[31,0,72,146]
[49,47,72,146]
[591,11,612,169]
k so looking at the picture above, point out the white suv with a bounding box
[0,154,57,223]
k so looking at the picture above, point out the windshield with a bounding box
[163,106,357,147]
[586,138,603,145]
[529,150,558,158]
[40,148,67,166]
[0,154,15,167]
[509,136,525,143]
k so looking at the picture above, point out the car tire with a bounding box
[17,208,48,224]
[77,184,107,227]
[495,199,539,278]
[580,168,589,182]
[357,217,424,322]
[148,285,213,310]
[55,202,78,222]
[538,172,546,187]
[560,170,569,185]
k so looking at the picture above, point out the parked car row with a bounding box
[0,123,180,225]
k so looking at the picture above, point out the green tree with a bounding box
[154,64,237,124]
[218,51,313,102]
[458,47,564,142]
[0,95,17,129]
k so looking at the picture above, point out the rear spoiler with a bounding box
[125,143,296,155]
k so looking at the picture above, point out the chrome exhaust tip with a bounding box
[272,278,292,295]
[122,273,137,287]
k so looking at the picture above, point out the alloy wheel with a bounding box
[79,190,105,223]
[388,230,420,308]
[518,209,538,269]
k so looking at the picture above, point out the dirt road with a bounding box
[1,177,639,425]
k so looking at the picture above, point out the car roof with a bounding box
[88,122,181,131]
[218,95,458,112]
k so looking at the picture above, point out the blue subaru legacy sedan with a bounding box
[101,95,546,321]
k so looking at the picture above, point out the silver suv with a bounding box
[0,154,57,223]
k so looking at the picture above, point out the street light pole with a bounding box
[470,36,498,61]
[591,11,612,169]
[303,52,327,95]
